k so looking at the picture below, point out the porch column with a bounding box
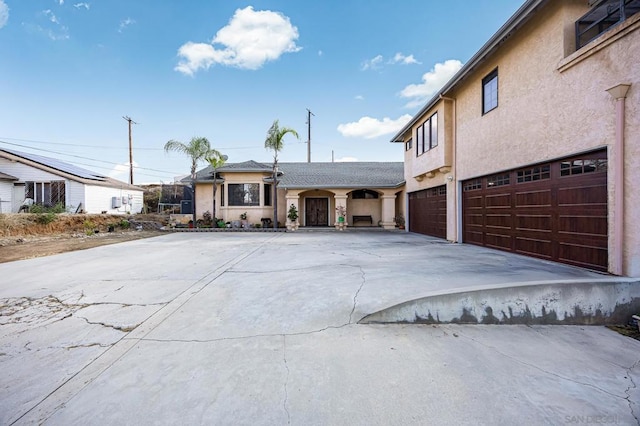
[334,194,348,227]
[285,191,300,225]
[380,194,397,230]
[606,83,631,276]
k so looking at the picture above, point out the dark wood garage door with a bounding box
[409,185,447,239]
[462,150,608,271]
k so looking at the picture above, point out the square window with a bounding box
[228,183,260,206]
[405,139,412,151]
[482,69,498,114]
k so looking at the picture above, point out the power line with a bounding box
[0,136,160,150]
[0,140,183,176]
[0,136,264,151]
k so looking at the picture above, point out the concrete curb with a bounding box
[359,278,640,325]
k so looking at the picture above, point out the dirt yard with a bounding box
[0,213,168,263]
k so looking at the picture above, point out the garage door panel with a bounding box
[515,189,552,208]
[516,214,552,231]
[558,243,608,270]
[485,193,511,207]
[409,185,447,239]
[485,233,512,250]
[557,185,607,206]
[557,215,607,236]
[515,237,553,259]
[462,150,608,272]
[485,214,512,229]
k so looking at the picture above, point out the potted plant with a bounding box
[394,215,405,230]
[286,204,299,231]
[240,211,248,228]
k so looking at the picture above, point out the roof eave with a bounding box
[281,183,406,190]
[390,0,547,143]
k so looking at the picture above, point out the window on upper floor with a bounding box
[405,138,412,151]
[482,69,498,114]
[576,0,640,50]
[416,112,438,156]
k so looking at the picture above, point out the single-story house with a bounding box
[391,0,639,276]
[187,161,405,229]
[0,148,144,214]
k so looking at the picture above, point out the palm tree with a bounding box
[164,137,217,224]
[265,120,299,228]
[206,151,227,221]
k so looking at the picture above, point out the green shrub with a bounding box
[29,203,65,214]
[34,212,57,225]
[119,219,130,229]
[83,220,96,234]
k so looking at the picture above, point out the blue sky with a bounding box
[0,0,523,184]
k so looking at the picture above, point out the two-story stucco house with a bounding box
[190,161,405,229]
[392,0,639,276]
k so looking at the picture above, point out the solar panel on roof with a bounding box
[0,148,107,181]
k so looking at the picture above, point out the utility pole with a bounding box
[306,109,315,163]
[122,116,137,184]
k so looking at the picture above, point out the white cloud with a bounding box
[175,6,301,75]
[361,54,383,71]
[174,42,217,76]
[118,17,135,33]
[36,9,69,40]
[337,114,413,139]
[390,52,420,65]
[400,59,463,108]
[362,53,419,70]
[74,3,90,10]
[58,0,64,4]
[354,95,364,101]
[335,157,358,162]
[43,9,59,24]
[0,1,8,29]
[318,50,323,56]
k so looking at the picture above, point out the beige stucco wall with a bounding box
[195,171,273,225]
[400,1,639,274]
[404,101,452,189]
[450,2,639,275]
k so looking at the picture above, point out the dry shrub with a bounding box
[0,214,168,237]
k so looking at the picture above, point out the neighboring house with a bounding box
[189,161,405,228]
[0,148,144,214]
[391,0,639,275]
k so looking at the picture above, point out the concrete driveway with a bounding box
[1,231,638,425]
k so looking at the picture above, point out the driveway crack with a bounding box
[625,358,640,424]
[349,266,366,324]
[450,327,632,401]
[75,315,138,333]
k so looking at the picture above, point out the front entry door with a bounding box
[305,198,329,226]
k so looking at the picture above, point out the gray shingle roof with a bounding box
[0,148,142,190]
[0,148,107,181]
[193,161,405,189]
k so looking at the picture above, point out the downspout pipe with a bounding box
[606,83,631,276]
